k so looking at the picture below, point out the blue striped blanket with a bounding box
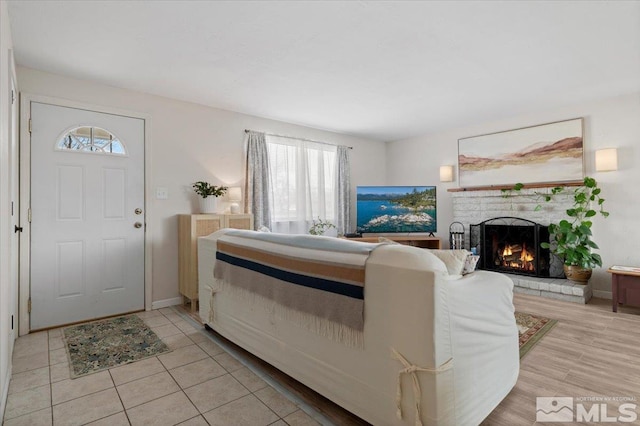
[213,231,377,345]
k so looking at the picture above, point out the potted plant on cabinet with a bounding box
[192,181,228,214]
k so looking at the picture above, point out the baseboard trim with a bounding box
[151,297,183,310]
[593,290,612,300]
[0,364,12,425]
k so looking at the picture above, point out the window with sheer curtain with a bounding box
[266,135,338,234]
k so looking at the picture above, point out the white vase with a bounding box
[199,197,218,214]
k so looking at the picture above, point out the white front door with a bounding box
[30,102,145,330]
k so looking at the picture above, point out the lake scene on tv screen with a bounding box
[356,186,436,233]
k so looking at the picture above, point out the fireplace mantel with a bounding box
[447,181,583,193]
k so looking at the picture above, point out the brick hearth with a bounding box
[506,273,592,304]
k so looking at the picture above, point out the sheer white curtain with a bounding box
[266,135,338,235]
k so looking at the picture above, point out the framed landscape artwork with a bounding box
[458,118,584,188]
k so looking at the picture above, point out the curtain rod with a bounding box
[244,129,353,150]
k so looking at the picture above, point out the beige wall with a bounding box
[386,93,640,298]
[16,66,640,304]
[17,67,387,305]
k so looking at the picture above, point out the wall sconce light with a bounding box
[440,165,454,182]
[228,187,242,214]
[595,148,618,172]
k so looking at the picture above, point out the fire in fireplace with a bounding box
[470,217,552,278]
[498,242,535,272]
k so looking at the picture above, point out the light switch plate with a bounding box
[156,187,168,199]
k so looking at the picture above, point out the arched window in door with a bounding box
[56,126,126,155]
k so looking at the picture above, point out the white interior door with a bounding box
[30,102,145,330]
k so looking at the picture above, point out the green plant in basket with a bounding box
[503,177,609,283]
[541,177,608,269]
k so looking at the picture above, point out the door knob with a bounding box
[134,222,143,229]
[135,208,143,215]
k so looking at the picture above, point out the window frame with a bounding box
[54,125,128,157]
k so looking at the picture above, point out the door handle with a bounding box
[134,222,143,229]
[14,225,23,233]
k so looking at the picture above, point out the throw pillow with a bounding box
[429,249,471,276]
[463,255,480,275]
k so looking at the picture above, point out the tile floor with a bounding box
[3,307,326,426]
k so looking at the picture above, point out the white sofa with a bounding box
[198,229,519,425]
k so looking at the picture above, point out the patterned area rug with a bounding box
[516,311,557,358]
[63,314,170,378]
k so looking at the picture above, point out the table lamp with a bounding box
[229,187,242,214]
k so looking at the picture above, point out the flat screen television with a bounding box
[356,186,437,234]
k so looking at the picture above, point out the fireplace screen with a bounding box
[470,217,551,278]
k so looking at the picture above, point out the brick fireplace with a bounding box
[451,188,592,303]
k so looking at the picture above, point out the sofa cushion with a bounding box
[429,249,471,275]
[378,237,400,245]
[377,238,454,276]
[372,244,449,276]
[420,249,450,276]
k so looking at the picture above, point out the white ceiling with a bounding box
[7,1,640,141]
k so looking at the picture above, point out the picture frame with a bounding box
[458,118,584,188]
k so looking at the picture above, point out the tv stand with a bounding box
[346,235,441,249]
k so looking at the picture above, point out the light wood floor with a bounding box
[483,294,640,426]
[183,295,640,425]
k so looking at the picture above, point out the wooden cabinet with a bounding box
[225,214,253,230]
[345,235,441,249]
[608,267,640,312]
[178,214,254,311]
